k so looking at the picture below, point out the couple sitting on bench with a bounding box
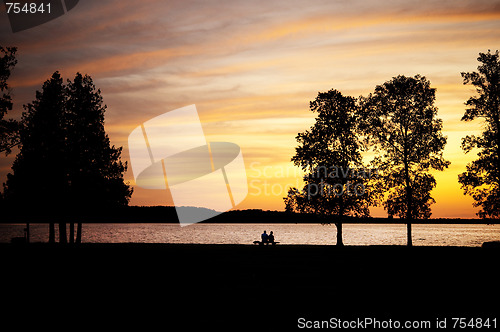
[260,230,276,245]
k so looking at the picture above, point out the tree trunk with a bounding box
[336,197,345,247]
[407,222,412,247]
[405,188,413,247]
[405,191,413,247]
[335,222,344,246]
[25,223,30,244]
[59,223,67,244]
[49,223,55,244]
[76,223,82,244]
[69,222,74,244]
[404,147,413,247]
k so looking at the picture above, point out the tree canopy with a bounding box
[3,71,132,217]
[459,50,500,218]
[285,89,372,246]
[360,75,449,218]
[0,46,19,155]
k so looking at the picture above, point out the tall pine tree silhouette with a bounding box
[0,46,19,155]
[65,73,132,242]
[4,72,132,243]
[4,72,67,242]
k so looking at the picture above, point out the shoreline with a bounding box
[2,241,499,247]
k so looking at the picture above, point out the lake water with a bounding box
[1,223,499,246]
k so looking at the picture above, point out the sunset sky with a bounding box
[1,0,500,218]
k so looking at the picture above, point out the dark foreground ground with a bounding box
[1,243,499,330]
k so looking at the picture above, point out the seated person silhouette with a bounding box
[261,230,269,245]
[268,231,275,245]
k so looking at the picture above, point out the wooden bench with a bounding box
[253,241,280,245]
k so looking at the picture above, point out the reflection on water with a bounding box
[0,223,499,246]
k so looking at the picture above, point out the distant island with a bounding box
[1,205,497,224]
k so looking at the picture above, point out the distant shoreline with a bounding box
[0,206,497,224]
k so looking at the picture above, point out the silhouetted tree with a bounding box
[0,46,19,155]
[3,72,132,243]
[360,75,449,246]
[3,72,66,242]
[459,50,500,218]
[64,73,133,242]
[284,89,371,246]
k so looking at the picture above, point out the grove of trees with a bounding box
[0,48,132,243]
[286,50,500,246]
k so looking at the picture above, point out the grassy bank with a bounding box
[2,243,499,330]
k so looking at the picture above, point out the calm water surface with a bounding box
[1,223,499,246]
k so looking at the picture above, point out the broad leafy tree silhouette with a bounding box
[0,46,19,155]
[360,75,449,246]
[459,50,500,219]
[3,72,132,243]
[285,89,371,246]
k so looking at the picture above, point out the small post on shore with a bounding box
[25,222,30,244]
